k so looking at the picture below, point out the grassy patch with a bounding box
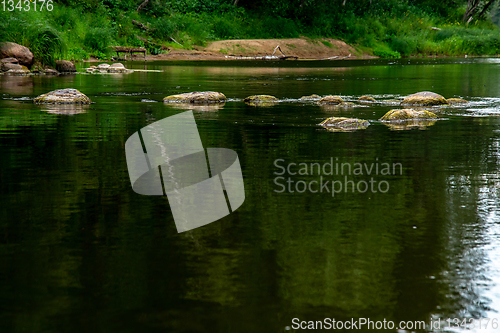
[321,40,333,48]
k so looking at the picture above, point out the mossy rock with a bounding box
[380,108,438,121]
[319,117,370,131]
[401,91,447,106]
[446,98,468,105]
[164,91,227,104]
[244,95,279,103]
[318,95,343,105]
[33,88,92,104]
[299,94,321,100]
[384,120,437,131]
[358,95,376,102]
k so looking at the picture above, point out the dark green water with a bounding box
[2,58,500,332]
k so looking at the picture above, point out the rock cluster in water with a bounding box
[33,89,92,104]
[85,63,133,74]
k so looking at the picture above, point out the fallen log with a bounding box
[224,55,298,60]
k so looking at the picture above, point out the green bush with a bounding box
[373,45,401,58]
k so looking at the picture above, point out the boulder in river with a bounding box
[446,98,468,105]
[244,95,279,104]
[380,108,438,121]
[319,117,370,131]
[55,60,76,73]
[3,63,30,75]
[401,91,447,106]
[0,42,33,67]
[34,88,92,104]
[2,62,24,72]
[299,94,321,100]
[358,95,376,102]
[164,91,227,103]
[318,95,344,105]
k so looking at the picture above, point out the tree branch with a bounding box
[137,0,149,12]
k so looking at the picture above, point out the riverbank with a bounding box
[3,1,500,65]
[116,38,376,61]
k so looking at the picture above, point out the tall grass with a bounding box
[1,0,500,62]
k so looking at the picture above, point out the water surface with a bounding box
[1,58,500,332]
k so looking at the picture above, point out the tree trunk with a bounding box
[477,0,497,19]
[233,0,239,6]
[463,0,481,22]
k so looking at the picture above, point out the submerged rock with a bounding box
[299,94,321,100]
[0,42,34,67]
[358,95,376,102]
[318,95,343,105]
[446,98,468,105]
[401,91,447,106]
[164,91,227,103]
[319,117,370,131]
[380,99,402,105]
[380,108,438,121]
[34,88,92,104]
[55,60,76,73]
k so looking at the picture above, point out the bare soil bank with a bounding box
[141,38,376,61]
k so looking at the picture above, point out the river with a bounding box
[1,58,500,332]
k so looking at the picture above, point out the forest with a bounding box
[2,0,500,62]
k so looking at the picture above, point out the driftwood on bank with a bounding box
[136,0,149,12]
[320,54,352,60]
[224,55,298,60]
[132,19,149,31]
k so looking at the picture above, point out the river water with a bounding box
[1,58,500,332]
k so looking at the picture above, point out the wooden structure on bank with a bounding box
[113,46,147,60]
